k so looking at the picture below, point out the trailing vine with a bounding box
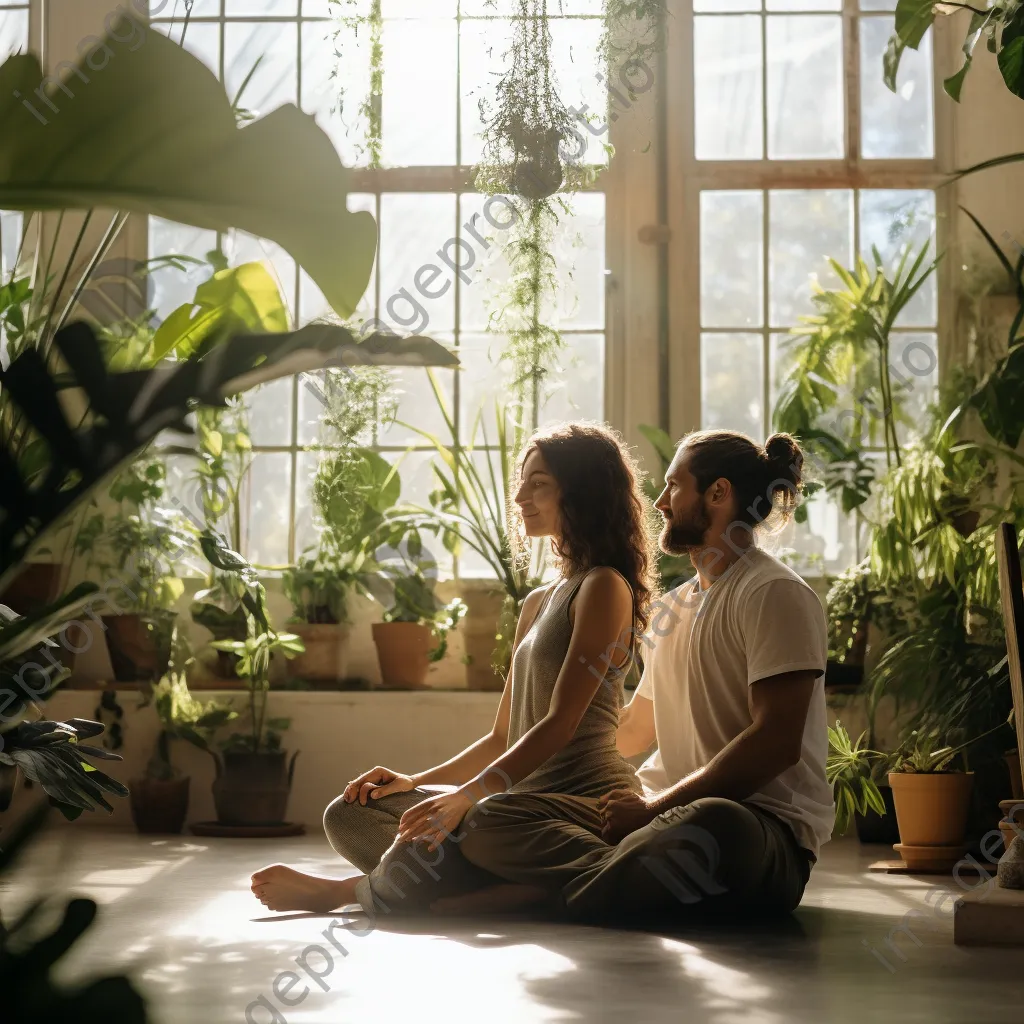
[330,0,384,169]
[476,0,666,414]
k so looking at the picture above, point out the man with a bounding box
[455,428,834,921]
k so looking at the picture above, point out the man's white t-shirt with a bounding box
[634,547,834,857]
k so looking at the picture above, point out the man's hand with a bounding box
[598,788,656,844]
[343,766,416,805]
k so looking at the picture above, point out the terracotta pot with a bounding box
[0,562,63,614]
[129,776,190,834]
[462,586,507,691]
[286,623,351,683]
[372,621,432,689]
[212,750,298,826]
[1000,821,1023,853]
[889,770,975,848]
[102,613,174,682]
[893,843,966,872]
[1007,751,1023,801]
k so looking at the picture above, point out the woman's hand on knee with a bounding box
[343,766,416,805]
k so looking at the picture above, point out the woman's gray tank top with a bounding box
[507,567,640,799]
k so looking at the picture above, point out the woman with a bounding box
[251,422,655,915]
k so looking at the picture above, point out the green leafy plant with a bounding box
[200,533,303,755]
[827,720,887,836]
[886,0,1024,104]
[888,715,1014,774]
[143,668,238,781]
[773,240,940,513]
[826,560,873,666]
[379,555,468,664]
[388,376,544,678]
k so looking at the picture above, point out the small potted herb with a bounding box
[372,554,466,689]
[130,665,237,834]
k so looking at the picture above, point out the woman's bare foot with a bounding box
[430,883,549,917]
[251,864,362,913]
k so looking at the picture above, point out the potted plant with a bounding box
[130,664,237,834]
[75,457,197,682]
[200,532,305,827]
[825,561,873,694]
[371,553,467,689]
[388,383,545,690]
[888,718,1012,870]
[281,554,356,685]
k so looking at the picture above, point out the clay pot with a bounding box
[462,586,507,691]
[129,776,190,834]
[372,621,432,689]
[889,771,974,862]
[212,750,298,826]
[999,800,1024,852]
[286,623,351,684]
[893,843,967,872]
[0,562,63,614]
[102,613,174,682]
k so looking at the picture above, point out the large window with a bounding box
[148,1,610,570]
[671,0,944,572]
[0,2,29,279]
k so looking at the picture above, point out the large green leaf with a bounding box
[884,0,936,92]
[0,21,375,319]
[151,262,289,361]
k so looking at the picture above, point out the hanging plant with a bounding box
[329,0,384,169]
[476,0,665,411]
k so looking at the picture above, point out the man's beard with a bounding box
[659,502,710,555]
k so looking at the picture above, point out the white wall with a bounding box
[4,689,501,832]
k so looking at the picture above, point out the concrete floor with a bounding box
[1,828,1019,1024]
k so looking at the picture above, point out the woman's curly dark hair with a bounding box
[512,422,656,636]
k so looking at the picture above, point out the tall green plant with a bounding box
[772,241,940,513]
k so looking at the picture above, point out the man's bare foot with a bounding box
[251,864,361,913]
[430,883,549,917]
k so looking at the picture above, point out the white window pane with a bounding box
[860,16,934,159]
[890,332,938,444]
[0,9,27,58]
[458,194,515,332]
[300,193,376,326]
[859,189,937,326]
[224,230,296,322]
[225,22,298,118]
[460,18,514,166]
[539,333,605,426]
[550,17,609,168]
[769,189,853,326]
[459,334,513,437]
[860,0,897,10]
[461,0,601,12]
[768,0,841,9]
[546,193,606,330]
[767,16,844,160]
[381,18,457,166]
[293,449,321,558]
[245,453,292,565]
[154,21,221,74]
[300,19,372,165]
[772,489,859,574]
[147,217,218,319]
[1,210,23,277]
[377,365,454,447]
[303,0,334,15]
[702,333,764,439]
[695,16,763,161]
[226,0,298,13]
[379,193,457,334]
[158,0,221,16]
[694,0,760,10]
[247,377,294,446]
[384,0,457,15]
[701,191,763,328]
